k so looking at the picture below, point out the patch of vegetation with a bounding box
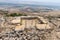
[5,13,27,17]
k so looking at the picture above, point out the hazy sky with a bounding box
[0,0,60,3]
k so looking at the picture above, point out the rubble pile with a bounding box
[0,28,53,40]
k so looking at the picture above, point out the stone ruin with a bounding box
[4,16,51,31]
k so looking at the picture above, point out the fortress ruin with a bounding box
[10,16,51,31]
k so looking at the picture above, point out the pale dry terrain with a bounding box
[0,9,60,40]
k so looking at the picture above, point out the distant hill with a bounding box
[0,2,60,9]
[0,2,59,12]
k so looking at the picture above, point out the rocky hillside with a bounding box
[0,16,60,40]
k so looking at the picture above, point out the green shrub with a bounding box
[5,13,27,17]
